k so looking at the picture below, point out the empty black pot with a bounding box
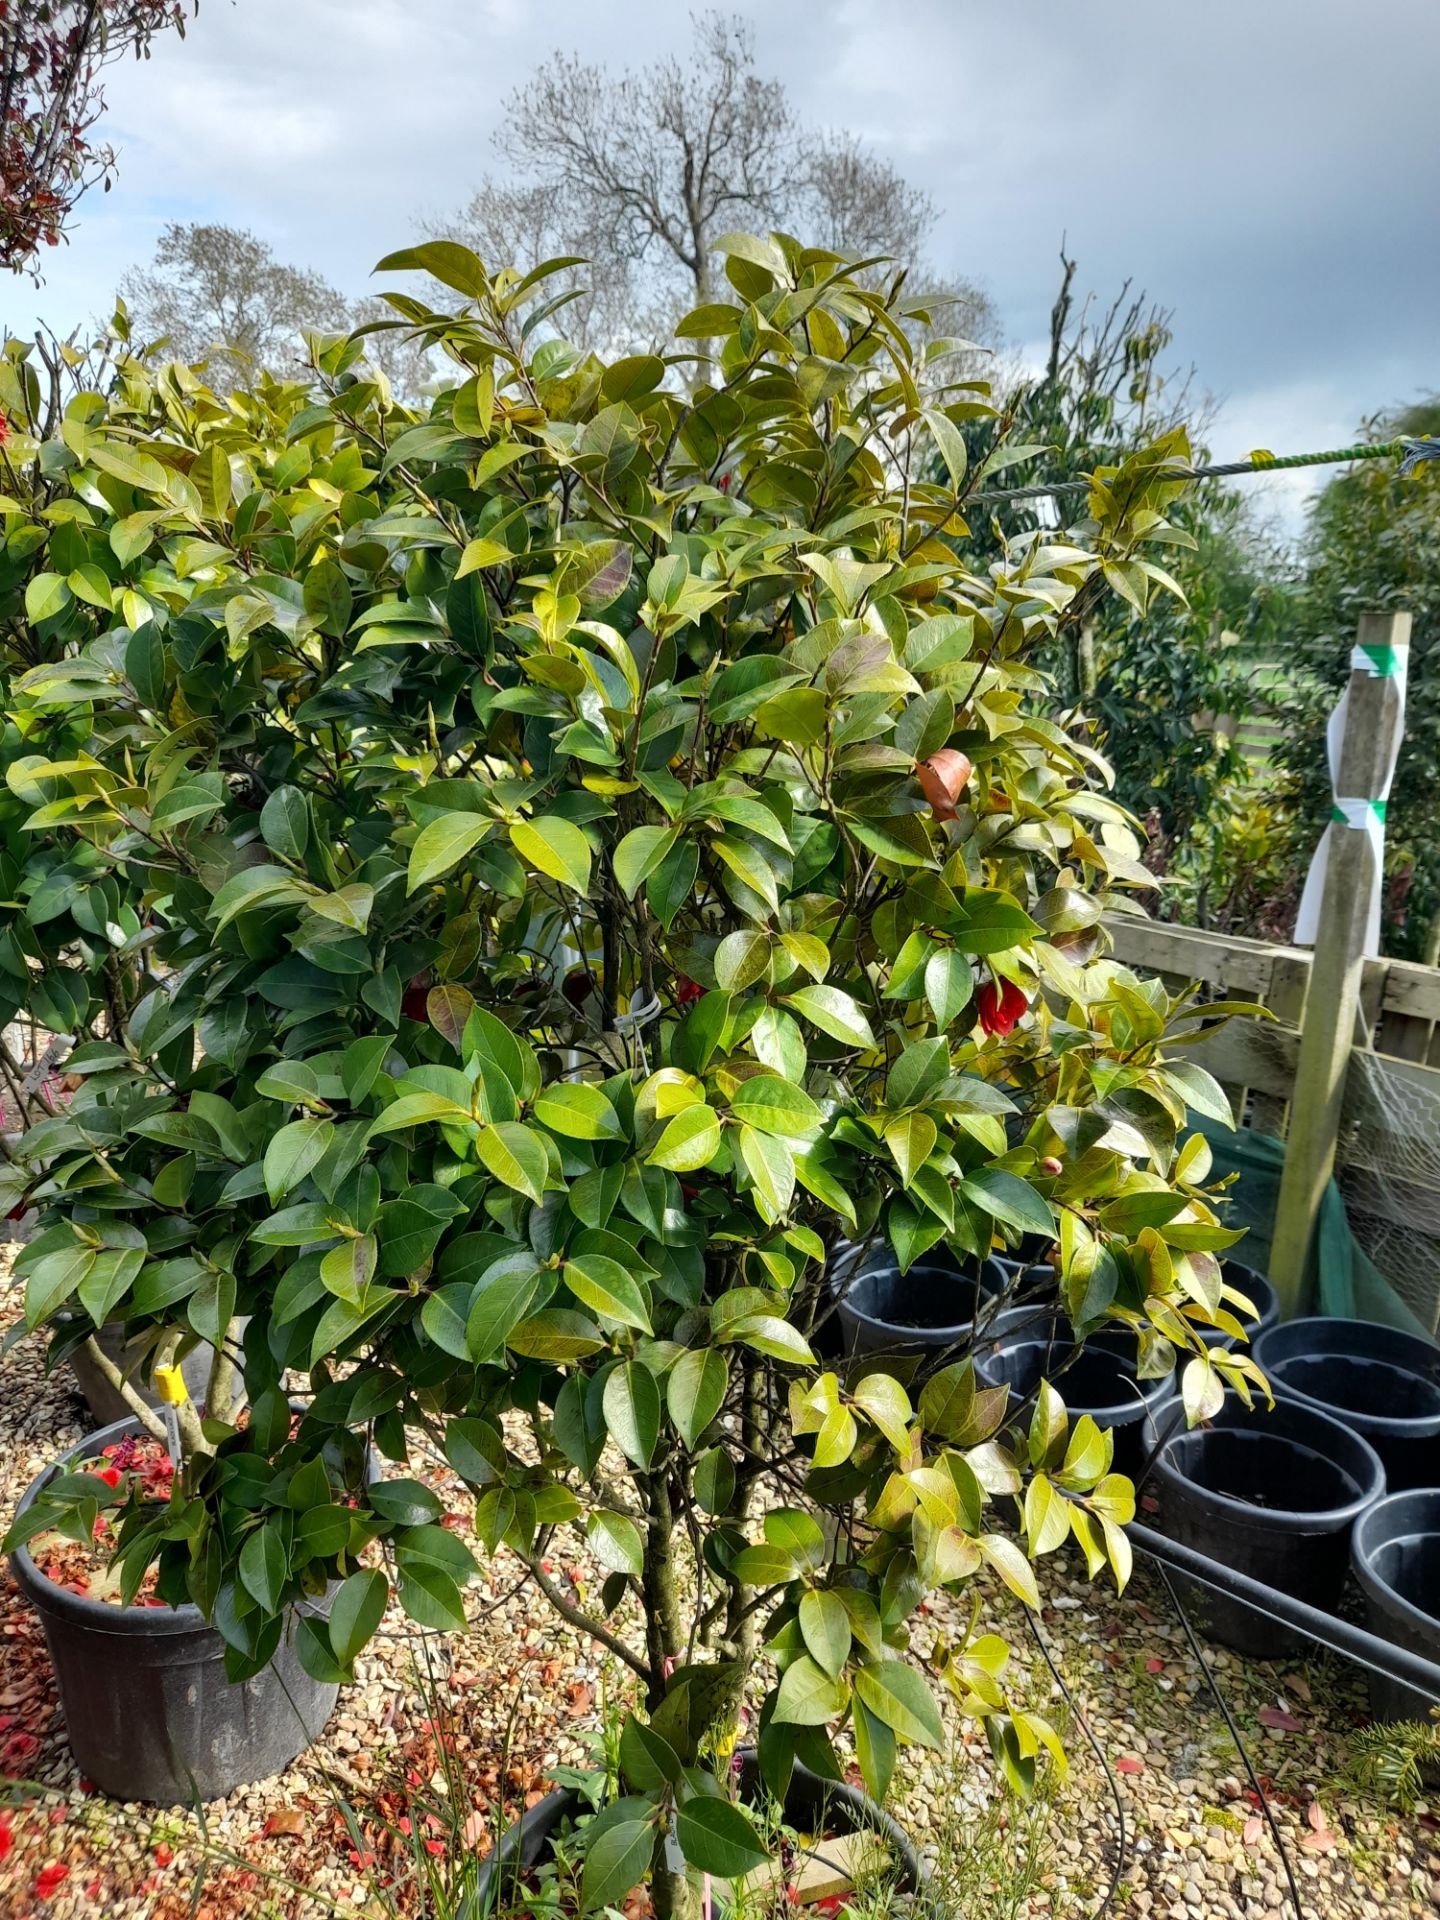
[9,1415,338,1803]
[1153,1397,1385,1656]
[837,1252,1007,1366]
[976,1333,1175,1473]
[1198,1261,1280,1349]
[1253,1319,1440,1490]
[1352,1489,1440,1723]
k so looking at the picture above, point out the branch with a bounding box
[524,1553,653,1685]
[80,1334,166,1442]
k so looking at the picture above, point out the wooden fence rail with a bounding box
[1105,608,1438,1326]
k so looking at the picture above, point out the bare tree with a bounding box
[123,222,345,388]
[440,13,996,355]
[440,178,670,356]
[800,131,934,264]
[122,222,435,398]
[1,1,194,273]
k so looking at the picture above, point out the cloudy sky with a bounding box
[8,0,1436,534]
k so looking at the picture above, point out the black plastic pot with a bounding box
[1252,1318,1440,1490]
[1198,1261,1280,1349]
[1152,1396,1386,1657]
[467,1746,922,1918]
[975,1332,1175,1473]
[837,1251,1008,1366]
[9,1415,338,1804]
[58,1315,249,1424]
[1352,1489,1440,1723]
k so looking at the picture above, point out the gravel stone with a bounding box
[2,1246,1437,1917]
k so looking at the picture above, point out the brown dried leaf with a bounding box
[916,748,972,821]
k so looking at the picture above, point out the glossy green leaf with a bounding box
[510,816,592,894]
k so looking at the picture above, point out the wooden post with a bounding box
[1269,612,1410,1316]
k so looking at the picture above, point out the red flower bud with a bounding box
[977,977,1028,1036]
[96,1465,121,1488]
[916,748,972,822]
[675,976,703,1008]
[561,968,592,1011]
[1040,1156,1063,1176]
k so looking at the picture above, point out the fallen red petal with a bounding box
[35,1862,70,1898]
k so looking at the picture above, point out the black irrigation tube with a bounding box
[1153,1561,1306,1920]
[1127,1519,1440,1700]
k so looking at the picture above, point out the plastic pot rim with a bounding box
[978,1336,1174,1423]
[839,1256,1005,1343]
[1152,1398,1386,1532]
[11,1408,339,1641]
[11,1413,221,1638]
[1253,1319,1440,1441]
[466,1744,923,1914]
[1352,1489,1440,1641]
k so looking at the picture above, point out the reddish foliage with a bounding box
[1,3,195,271]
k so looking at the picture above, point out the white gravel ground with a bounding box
[1,1250,1437,1920]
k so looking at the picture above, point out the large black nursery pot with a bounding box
[836,1244,1008,1368]
[975,1331,1175,1474]
[59,1316,249,1425]
[467,1746,923,1919]
[9,1415,338,1804]
[1153,1396,1385,1657]
[1252,1318,1440,1490]
[1352,1489,1440,1724]
[1199,1261,1280,1349]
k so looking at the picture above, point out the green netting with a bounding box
[1201,1121,1434,1341]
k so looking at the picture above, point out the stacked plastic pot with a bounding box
[1153,1307,1440,1722]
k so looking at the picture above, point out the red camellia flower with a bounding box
[96,1465,122,1489]
[977,977,1028,1036]
[675,976,703,1007]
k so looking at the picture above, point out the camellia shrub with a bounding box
[2,234,1263,1913]
[0,331,156,1131]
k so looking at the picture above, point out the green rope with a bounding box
[966,436,1432,507]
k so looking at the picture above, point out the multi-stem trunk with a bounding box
[641,1468,702,1920]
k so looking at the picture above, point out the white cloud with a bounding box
[0,0,1432,507]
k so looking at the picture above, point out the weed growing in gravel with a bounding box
[917,1740,1063,1920]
